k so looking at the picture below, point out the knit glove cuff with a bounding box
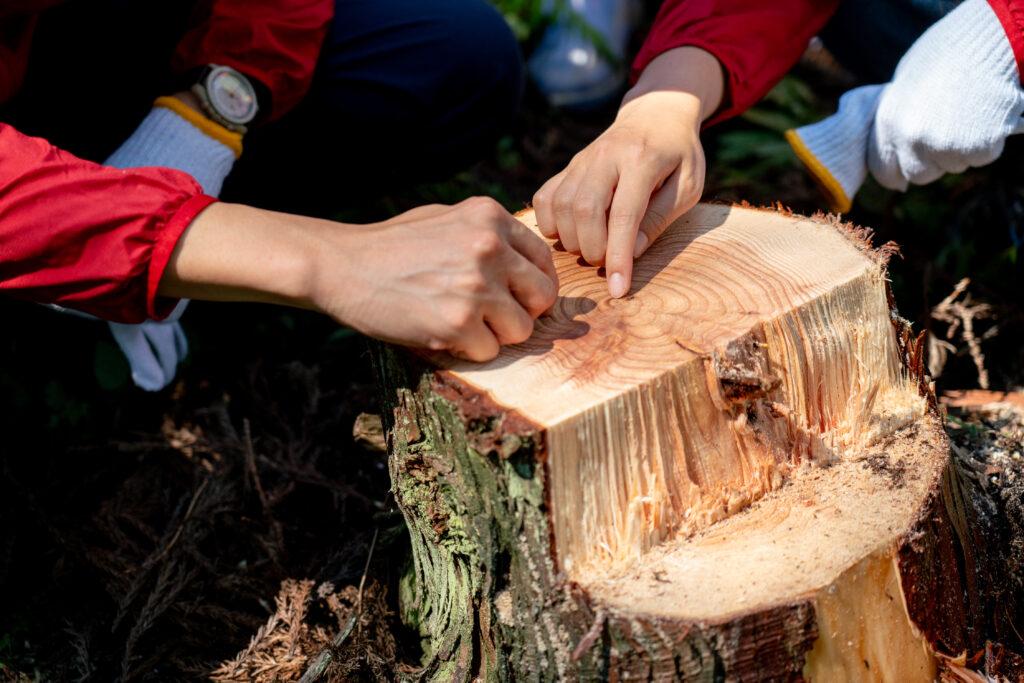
[97,96,241,391]
[104,96,241,196]
[868,0,1024,191]
[785,84,885,213]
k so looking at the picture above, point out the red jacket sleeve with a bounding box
[632,0,840,127]
[172,0,334,121]
[988,0,1024,83]
[0,124,216,323]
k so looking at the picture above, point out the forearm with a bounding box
[157,198,559,361]
[631,1,838,126]
[621,46,725,124]
[157,201,330,311]
[0,122,208,323]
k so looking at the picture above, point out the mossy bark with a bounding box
[372,342,818,681]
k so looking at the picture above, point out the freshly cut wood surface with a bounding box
[437,204,891,425]
[432,204,925,579]
[377,204,985,681]
[586,416,945,620]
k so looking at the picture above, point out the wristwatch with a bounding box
[191,64,260,134]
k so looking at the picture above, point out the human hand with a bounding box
[533,92,705,298]
[314,198,559,361]
[532,47,723,298]
[159,199,559,362]
[868,0,1024,191]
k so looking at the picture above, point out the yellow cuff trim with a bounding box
[153,96,243,159]
[784,129,851,214]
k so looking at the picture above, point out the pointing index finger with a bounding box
[604,169,658,298]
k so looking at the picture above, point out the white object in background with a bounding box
[528,0,634,109]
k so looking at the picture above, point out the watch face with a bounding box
[207,66,257,124]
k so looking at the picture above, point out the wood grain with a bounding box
[435,205,925,578]
[379,204,979,681]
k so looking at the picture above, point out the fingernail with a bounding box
[633,232,649,258]
[608,272,627,298]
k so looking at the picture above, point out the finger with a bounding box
[448,318,501,362]
[603,165,664,298]
[505,220,559,293]
[647,161,704,236]
[505,248,559,318]
[483,293,536,346]
[533,171,567,239]
[549,165,586,254]
[573,162,619,267]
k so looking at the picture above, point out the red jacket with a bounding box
[5,1,1024,323]
[632,0,1024,128]
[0,0,332,323]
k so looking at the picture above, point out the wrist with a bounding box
[615,89,705,135]
[158,202,336,311]
[171,90,204,116]
[623,46,725,123]
[105,99,240,197]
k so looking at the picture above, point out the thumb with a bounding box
[633,175,693,261]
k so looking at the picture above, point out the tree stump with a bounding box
[372,204,995,681]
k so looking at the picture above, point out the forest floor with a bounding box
[2,36,1024,683]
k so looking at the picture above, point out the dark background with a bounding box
[2,2,1022,679]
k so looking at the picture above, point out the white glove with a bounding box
[868,0,1024,190]
[785,84,886,213]
[102,97,239,390]
[107,301,190,391]
[105,98,239,196]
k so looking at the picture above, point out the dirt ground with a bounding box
[3,47,1024,682]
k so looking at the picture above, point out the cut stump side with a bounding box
[373,204,993,681]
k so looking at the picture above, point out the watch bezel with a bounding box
[203,64,258,125]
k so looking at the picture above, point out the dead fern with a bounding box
[210,578,397,683]
[930,278,999,389]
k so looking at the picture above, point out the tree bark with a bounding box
[373,204,1006,681]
